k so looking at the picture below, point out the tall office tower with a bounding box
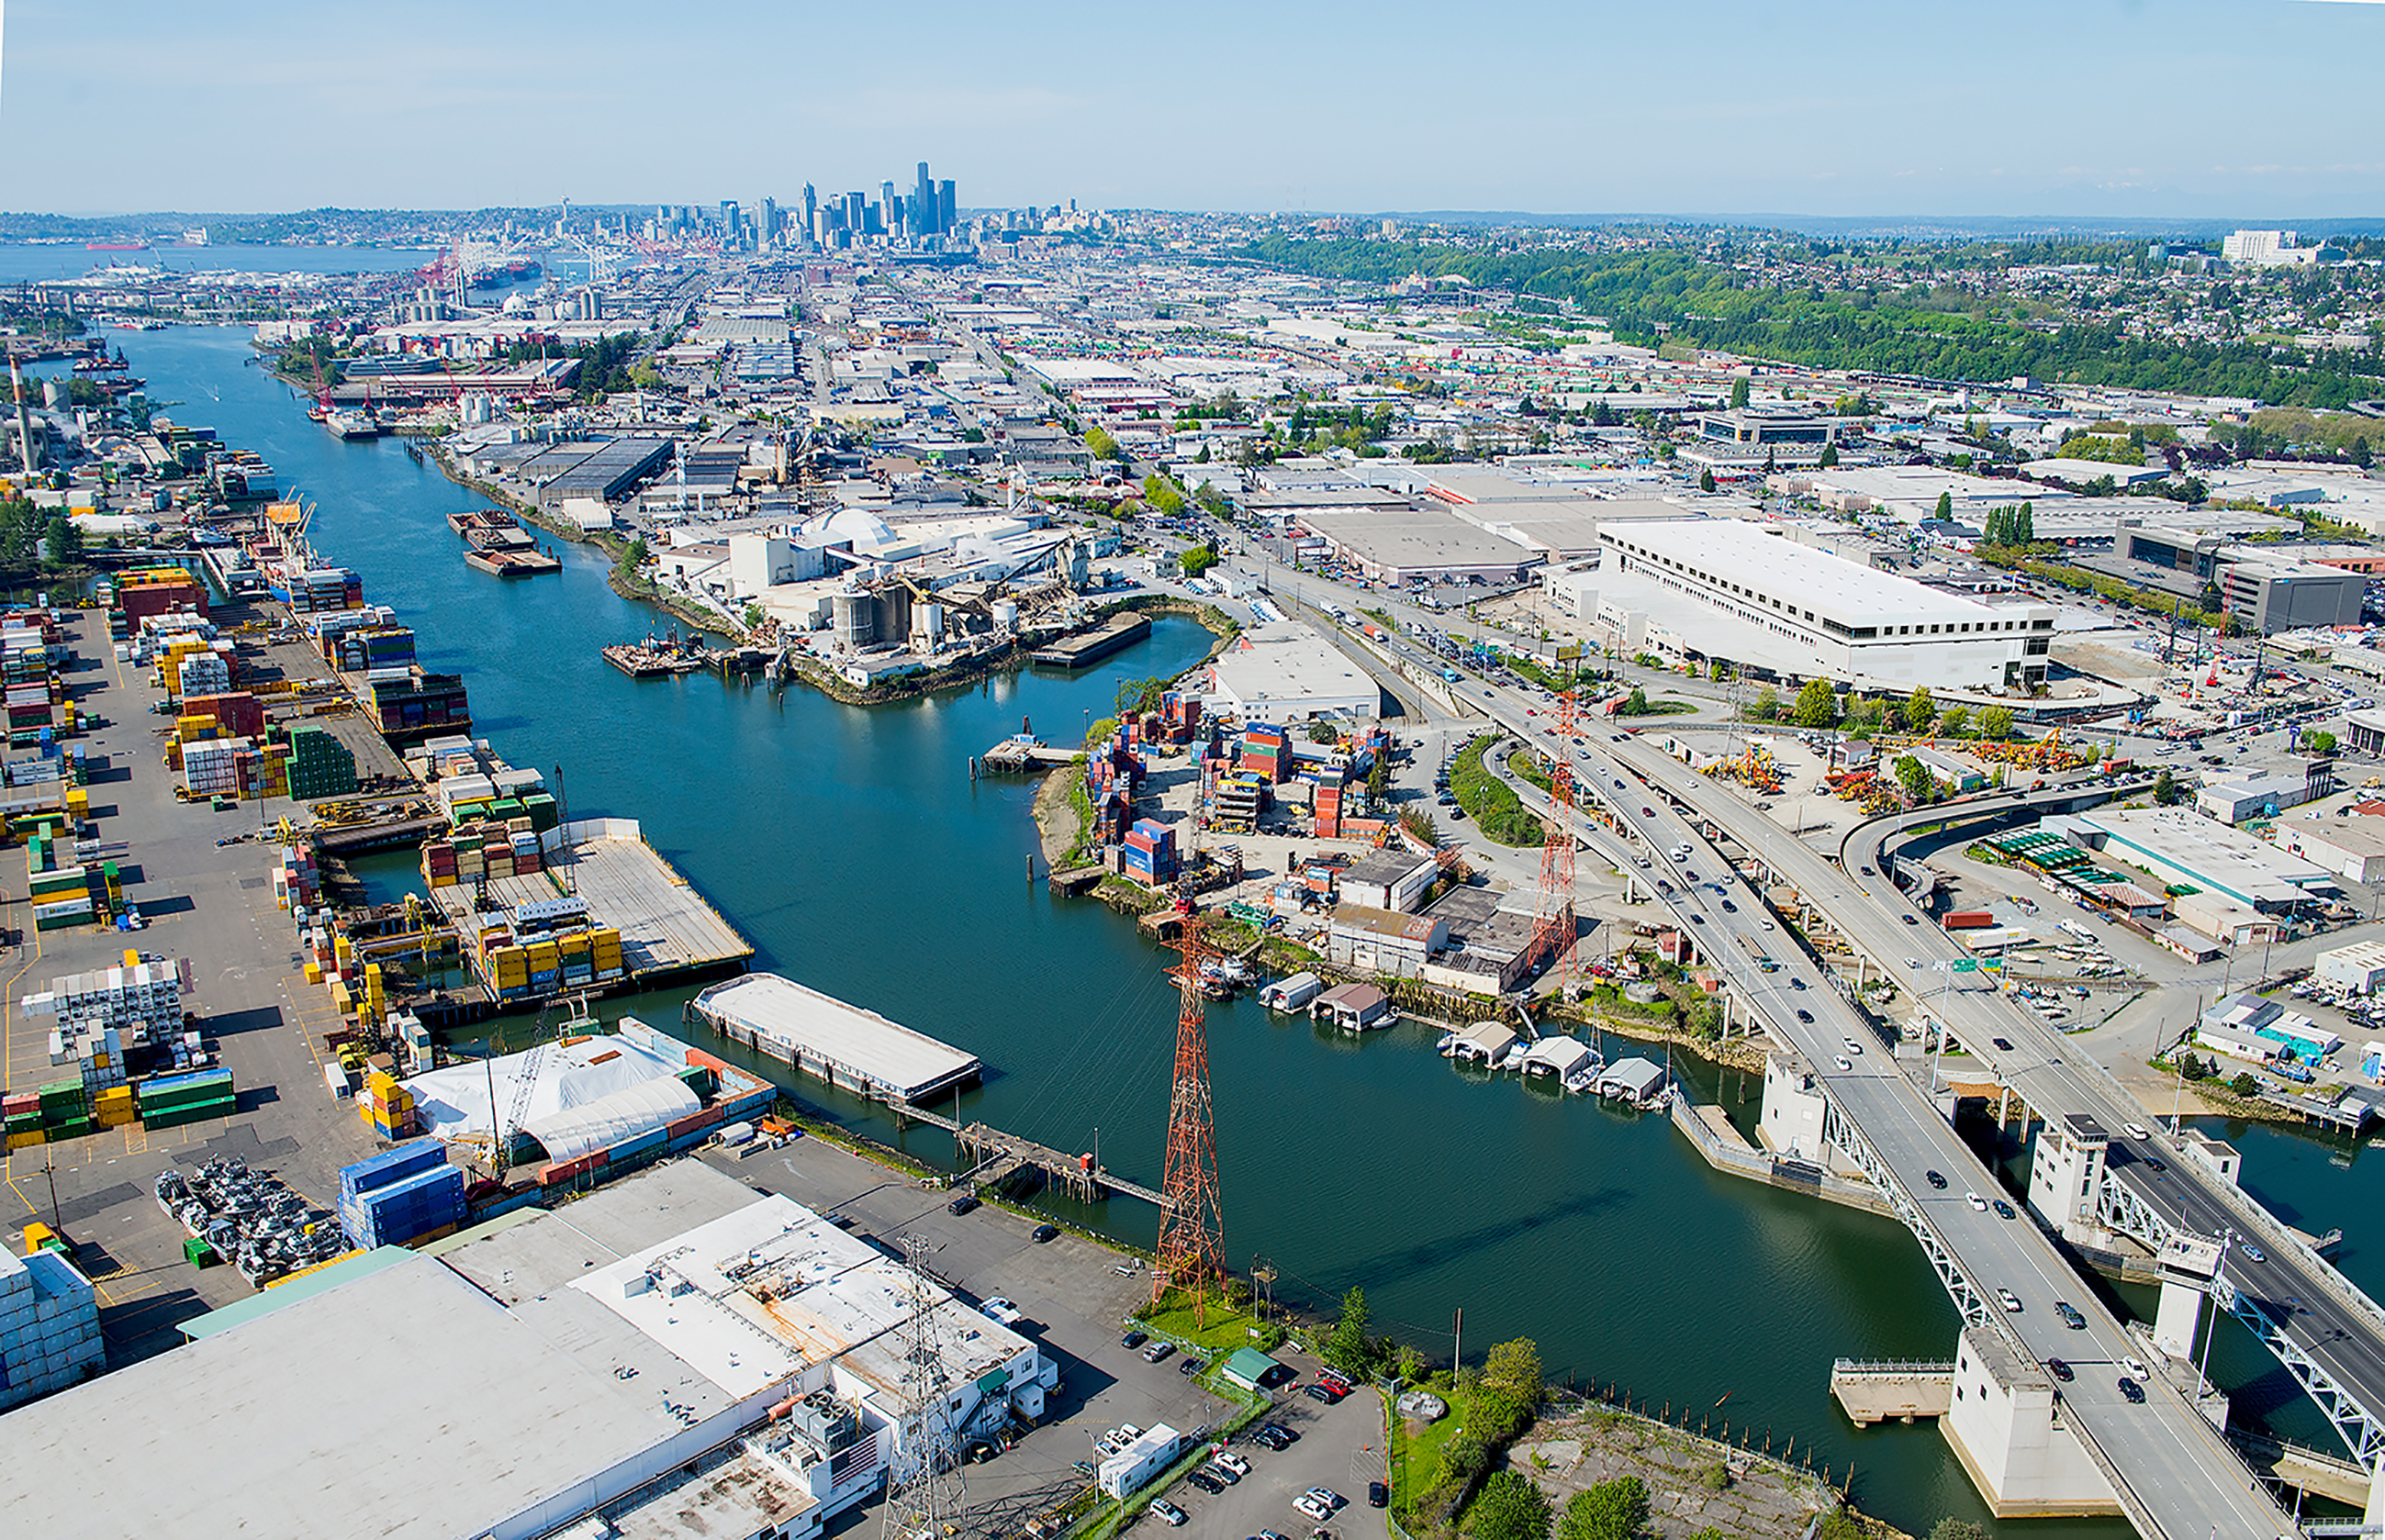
[913,162,937,234]
[759,197,778,248]
[844,191,867,233]
[802,184,818,242]
[937,180,956,235]
[879,181,898,236]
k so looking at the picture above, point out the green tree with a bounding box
[2016,501,2034,542]
[1325,1287,1376,1378]
[1904,686,1936,733]
[2304,730,2338,754]
[1939,706,1972,739]
[1751,685,1781,721]
[42,516,80,568]
[1934,490,1954,522]
[1084,426,1120,462]
[1085,715,1121,747]
[1556,1477,1652,1540]
[1894,753,1938,804]
[1791,677,1840,728]
[614,536,649,575]
[1623,686,1652,716]
[1143,473,1187,516]
[1180,548,1219,579]
[2152,766,2178,805]
[1481,1338,1543,1403]
[1818,441,1840,468]
[1469,1472,1552,1540]
[1977,705,2014,740]
[1698,467,1716,493]
[1728,376,1750,409]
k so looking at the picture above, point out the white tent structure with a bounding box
[405,1033,691,1151]
[521,1078,700,1164]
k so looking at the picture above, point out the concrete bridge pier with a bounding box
[2154,1233,2223,1361]
[1942,1325,2122,1519]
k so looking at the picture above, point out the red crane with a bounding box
[1532,689,1579,989]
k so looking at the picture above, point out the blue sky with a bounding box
[7,0,2385,220]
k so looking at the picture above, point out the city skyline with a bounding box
[8,0,2385,218]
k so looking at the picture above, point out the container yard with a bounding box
[686,971,980,1104]
[420,816,753,1006]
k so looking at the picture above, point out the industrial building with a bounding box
[1325,905,1450,976]
[2198,993,2340,1066]
[1205,621,1380,721]
[2317,940,2385,995]
[1292,503,1542,585]
[1336,849,1439,913]
[1595,518,2056,690]
[0,1162,1053,1540]
[2070,808,2335,913]
[2193,759,2336,826]
[2276,819,2385,885]
[2108,525,2367,634]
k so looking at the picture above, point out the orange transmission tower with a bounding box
[1152,887,1226,1314]
[1534,689,1580,989]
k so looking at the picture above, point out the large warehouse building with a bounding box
[1595,518,2057,690]
[1206,621,1381,720]
[0,1163,1055,1540]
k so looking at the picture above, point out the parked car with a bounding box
[1368,1482,1389,1509]
[947,1194,980,1216]
[1204,1462,1241,1485]
[1181,1356,1207,1377]
[1294,1496,1334,1523]
[1143,1341,1176,1365]
[1122,1330,1148,1349]
[1150,1501,1189,1526]
[1032,1223,1060,1244]
[1186,1472,1225,1495]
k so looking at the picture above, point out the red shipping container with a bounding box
[1942,910,1996,930]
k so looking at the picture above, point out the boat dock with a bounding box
[979,736,1083,774]
[422,816,754,993]
[604,640,710,677]
[1030,612,1151,669]
[882,1099,1171,1209]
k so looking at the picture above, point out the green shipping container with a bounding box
[44,1116,91,1140]
[184,1236,219,1268]
[143,1097,236,1132]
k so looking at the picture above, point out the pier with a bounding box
[1030,612,1151,668]
[884,1099,1171,1209]
[979,737,1083,774]
[1830,1359,1954,1426]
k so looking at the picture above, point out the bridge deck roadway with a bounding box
[1842,798,2385,1466]
[1472,697,2292,1540]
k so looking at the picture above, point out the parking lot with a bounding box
[710,1134,1390,1540]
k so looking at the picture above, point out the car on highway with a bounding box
[1993,1200,2016,1221]
[1834,1055,1853,1071]
[1860,866,1875,876]
[1721,899,1737,912]
[1991,1037,2013,1053]
[2241,1242,2267,1264]
[1615,778,1626,788]
[2124,1355,2150,1380]
[1033,1223,1060,1243]
[946,1194,980,1215]
[1122,1330,1148,1350]
[1150,1500,1189,1526]
[2046,1358,2073,1382]
[1689,913,1706,924]
[1143,1341,1176,1365]
[981,1297,1025,1326]
[1796,1009,1814,1023]
[1789,977,1806,990]
[2117,1377,2145,1404]
[2056,1301,2087,1330]
[1842,1038,1863,1055]
[1965,1191,1988,1211]
[1997,1289,2023,1312]
[1901,913,1920,925]
[1642,806,1654,817]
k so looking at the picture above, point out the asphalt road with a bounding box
[1472,697,2291,1538]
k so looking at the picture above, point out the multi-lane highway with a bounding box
[1458,680,2295,1537]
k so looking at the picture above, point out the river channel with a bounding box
[76,317,2383,1536]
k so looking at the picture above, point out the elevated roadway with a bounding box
[1459,687,2294,1537]
[1842,798,2385,1476]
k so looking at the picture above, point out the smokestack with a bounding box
[7,356,37,477]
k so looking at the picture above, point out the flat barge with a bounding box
[1031,612,1150,669]
[686,972,980,1104]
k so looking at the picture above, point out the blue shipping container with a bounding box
[340,1140,447,1198]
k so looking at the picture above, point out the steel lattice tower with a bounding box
[1152,891,1225,1315]
[1534,689,1579,989]
[880,1233,968,1540]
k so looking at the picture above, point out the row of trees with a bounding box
[1977,502,2035,545]
[1748,679,2014,740]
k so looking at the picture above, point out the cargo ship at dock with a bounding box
[450,508,560,578]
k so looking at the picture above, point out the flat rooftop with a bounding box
[1295,503,1540,575]
[1604,518,2041,629]
[2077,807,2335,908]
[1207,621,1380,719]
[689,971,980,1101]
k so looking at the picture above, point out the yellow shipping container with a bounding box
[330,981,352,1010]
[6,1131,44,1152]
[430,873,456,888]
[96,1084,133,1104]
[303,961,322,984]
